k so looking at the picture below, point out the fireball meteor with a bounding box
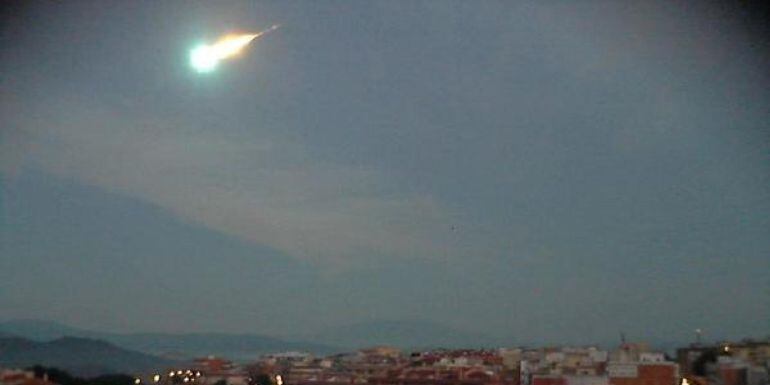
[190,24,280,73]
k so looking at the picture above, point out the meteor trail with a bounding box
[190,24,280,73]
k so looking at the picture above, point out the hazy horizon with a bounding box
[5,317,765,351]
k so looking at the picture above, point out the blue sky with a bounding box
[1,1,768,344]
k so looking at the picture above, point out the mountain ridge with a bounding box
[0,319,338,361]
[0,335,176,377]
[0,318,502,354]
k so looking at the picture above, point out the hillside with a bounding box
[0,320,338,361]
[0,336,177,377]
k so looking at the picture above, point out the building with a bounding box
[0,370,58,385]
[677,339,770,381]
[192,356,248,385]
[607,361,679,385]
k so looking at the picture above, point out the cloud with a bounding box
[5,92,464,267]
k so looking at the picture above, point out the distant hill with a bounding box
[0,330,18,338]
[0,320,102,341]
[0,336,39,351]
[0,336,176,377]
[106,333,338,361]
[0,320,338,361]
[309,319,501,349]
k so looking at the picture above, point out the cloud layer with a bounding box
[3,91,464,267]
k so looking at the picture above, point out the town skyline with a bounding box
[2,331,769,385]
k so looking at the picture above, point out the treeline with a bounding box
[27,366,136,385]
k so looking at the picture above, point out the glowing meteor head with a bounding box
[189,25,279,73]
[190,44,219,73]
[190,34,257,73]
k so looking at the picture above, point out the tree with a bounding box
[251,374,273,385]
[89,375,136,385]
[28,366,83,385]
[27,366,134,385]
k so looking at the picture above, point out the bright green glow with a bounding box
[190,45,218,73]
